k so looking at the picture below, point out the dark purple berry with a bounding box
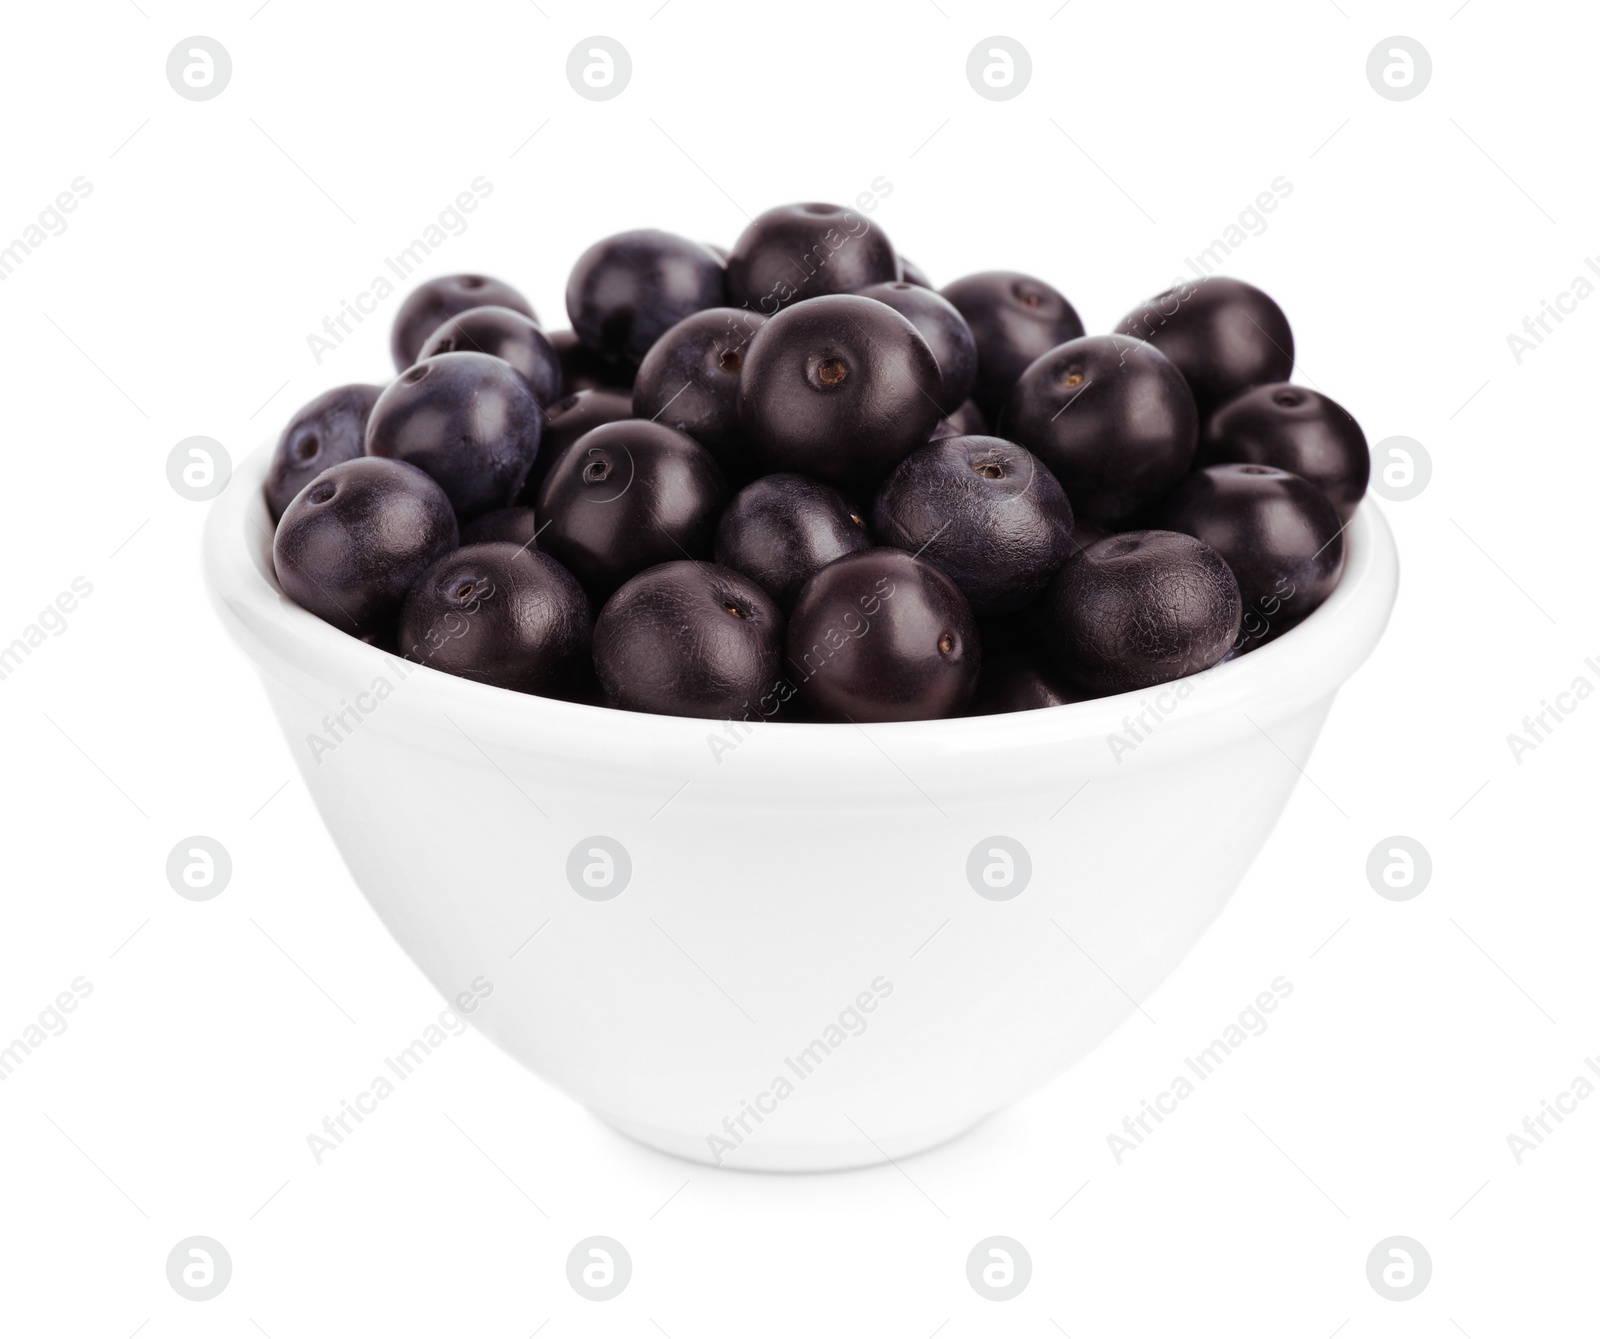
[1158,463,1344,639]
[366,352,542,521]
[873,436,1073,615]
[593,562,783,719]
[566,230,725,368]
[398,543,589,695]
[273,457,457,639]
[536,420,726,599]
[264,383,382,522]
[391,274,534,371]
[419,306,561,407]
[1004,334,1198,526]
[738,293,942,490]
[1114,276,1293,418]
[1200,383,1369,521]
[715,473,871,609]
[1044,530,1241,694]
[632,307,767,473]
[857,281,978,413]
[939,271,1085,418]
[726,202,899,313]
[787,549,978,722]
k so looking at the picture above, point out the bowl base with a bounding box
[596,1109,991,1173]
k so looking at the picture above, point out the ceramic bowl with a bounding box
[204,440,1398,1170]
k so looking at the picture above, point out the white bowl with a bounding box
[205,440,1398,1171]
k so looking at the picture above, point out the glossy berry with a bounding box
[1045,530,1241,694]
[939,271,1085,418]
[419,306,561,407]
[536,420,726,599]
[593,561,783,719]
[264,383,382,522]
[931,399,987,440]
[726,202,899,311]
[522,389,633,500]
[1114,276,1293,417]
[787,549,979,722]
[715,473,872,609]
[1004,334,1198,526]
[273,457,458,639]
[1158,463,1344,638]
[857,281,978,413]
[549,329,634,393]
[873,436,1073,615]
[738,293,942,489]
[461,506,540,548]
[1200,383,1369,521]
[632,307,768,473]
[398,543,589,695]
[566,229,725,368]
[390,274,535,371]
[366,352,542,521]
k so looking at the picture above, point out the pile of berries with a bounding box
[267,201,1366,723]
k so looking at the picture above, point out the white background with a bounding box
[1,1,1595,1334]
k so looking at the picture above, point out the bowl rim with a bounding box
[204,437,1400,764]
